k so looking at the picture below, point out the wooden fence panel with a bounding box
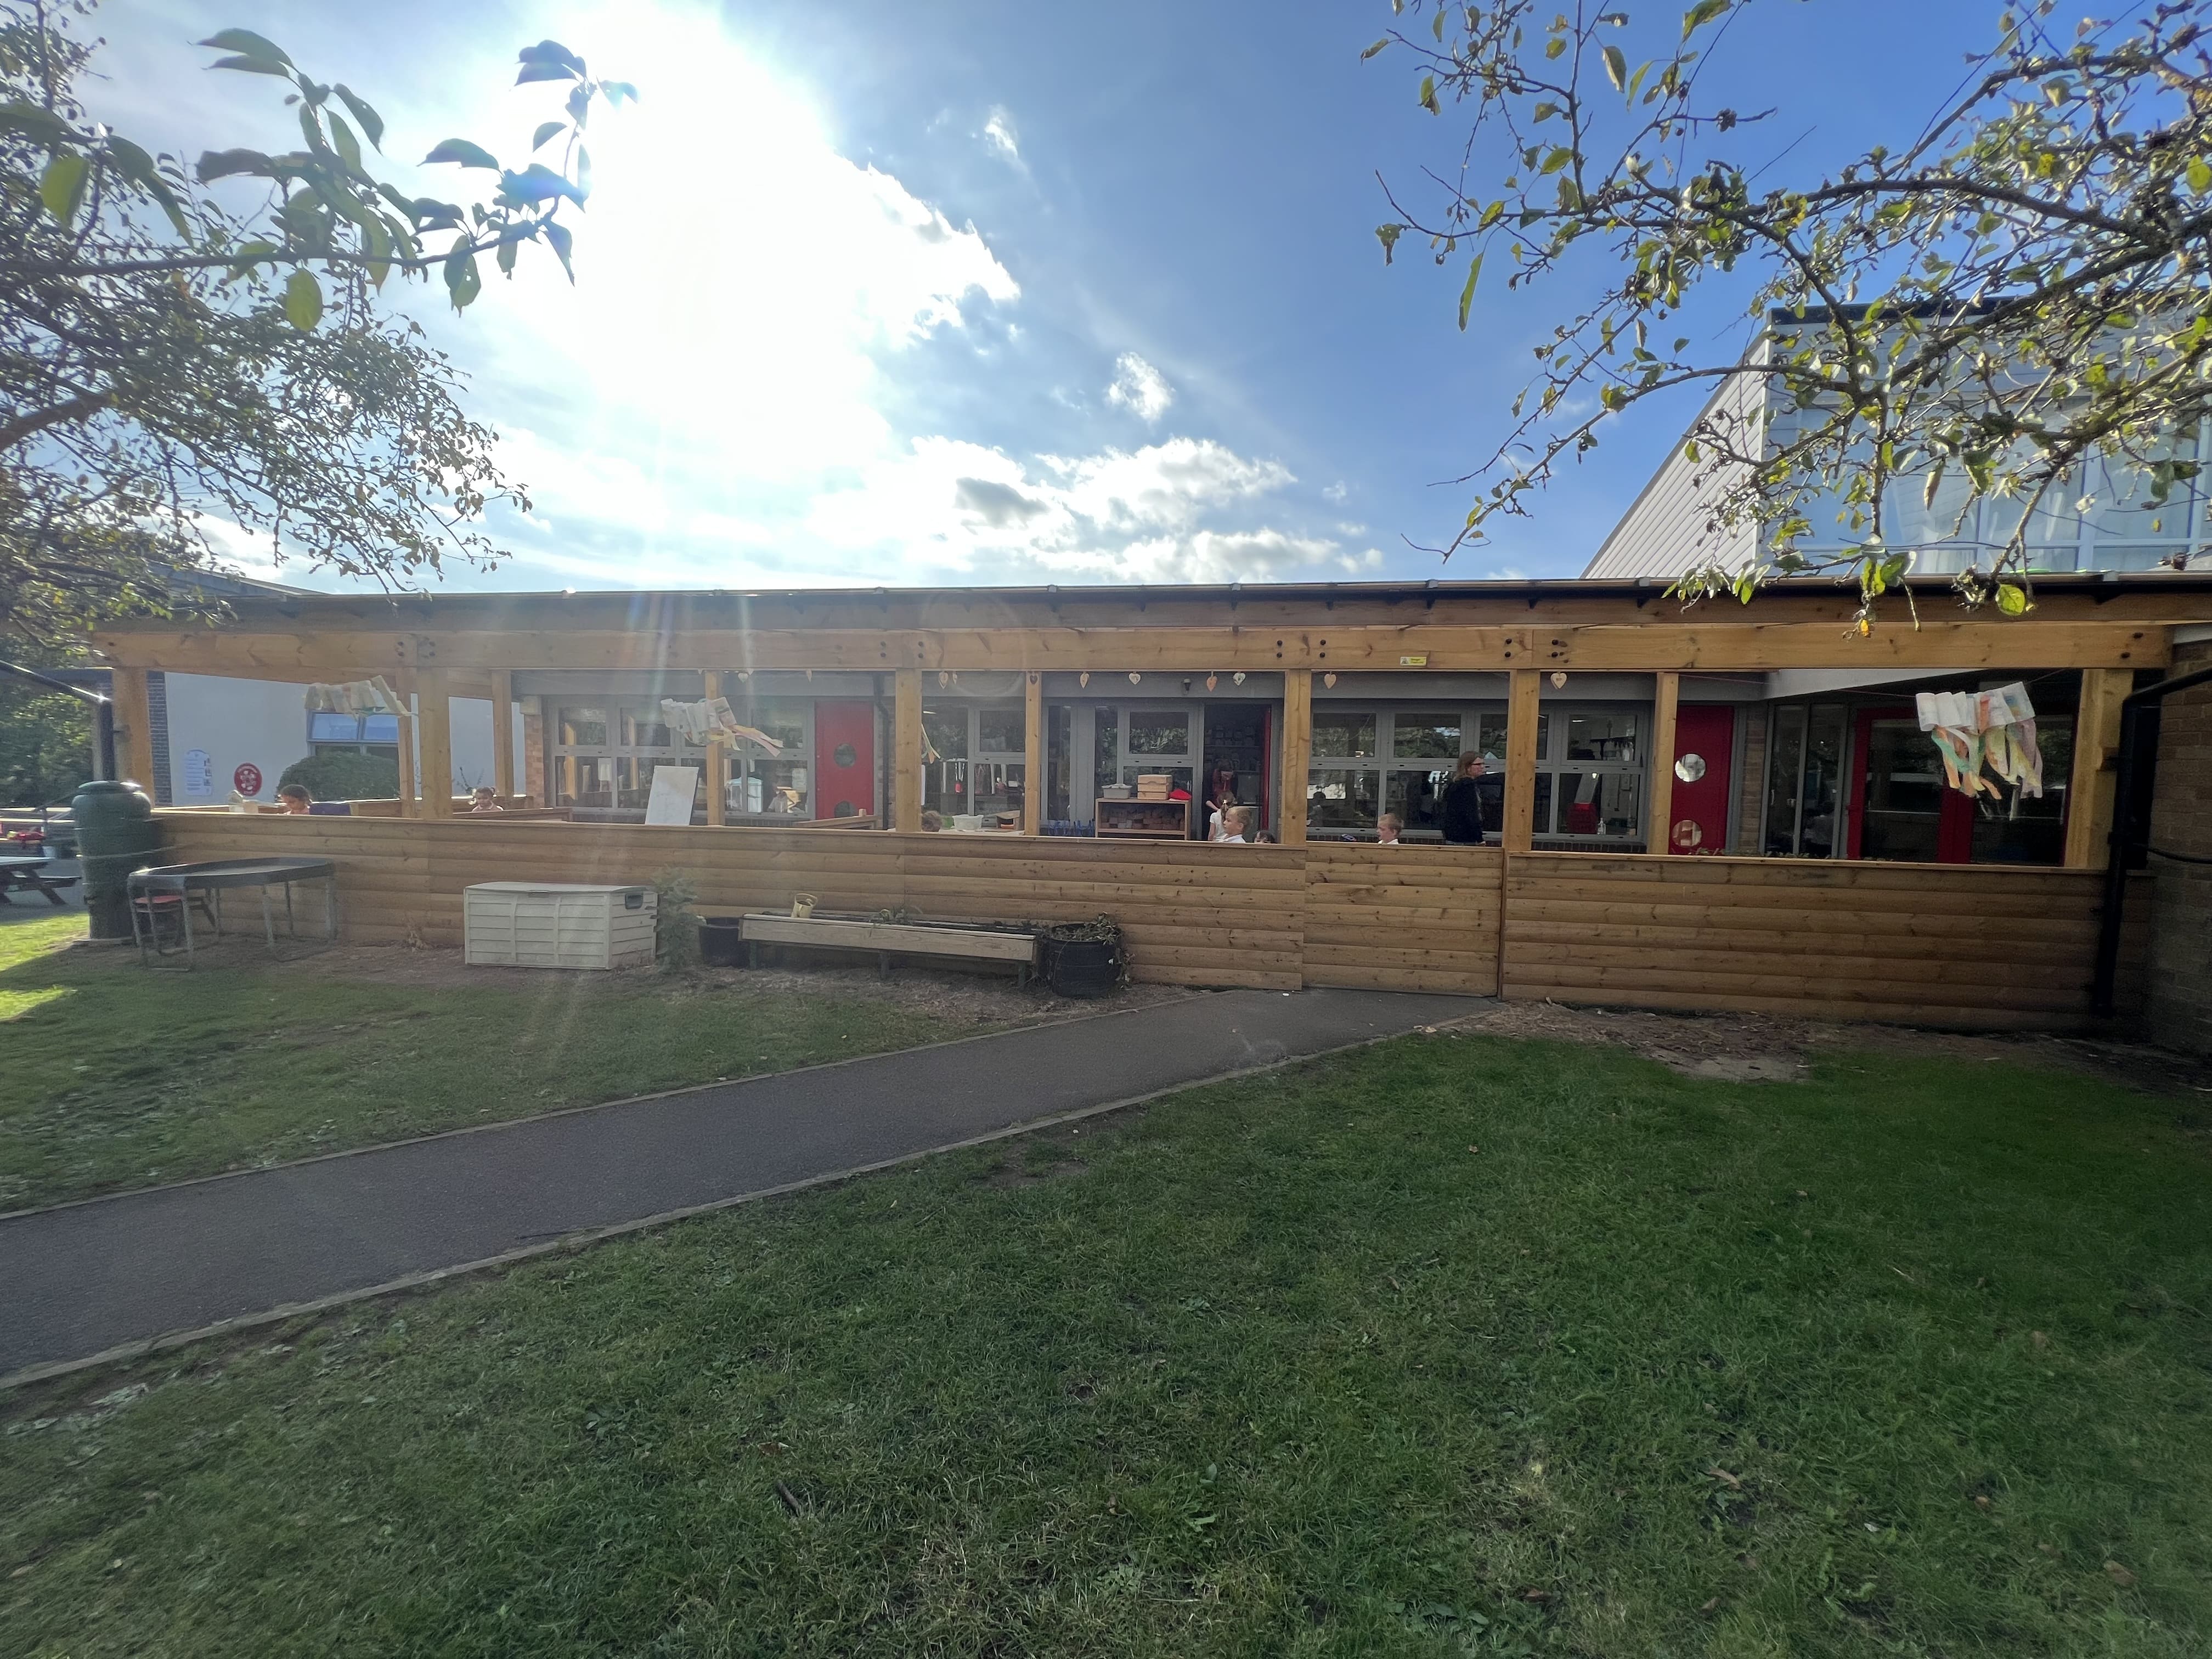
[154,817,2142,1024]
[1303,843,1502,994]
[1500,853,2142,1029]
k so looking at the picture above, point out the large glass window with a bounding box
[552,701,702,812]
[923,704,1025,821]
[1760,702,1847,857]
[307,710,399,760]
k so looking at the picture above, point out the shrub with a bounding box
[277,750,399,803]
[652,868,698,969]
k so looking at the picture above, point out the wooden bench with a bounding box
[737,912,1039,983]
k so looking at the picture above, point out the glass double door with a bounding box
[1079,703,1273,837]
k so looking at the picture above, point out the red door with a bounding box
[1665,704,1735,854]
[812,703,875,820]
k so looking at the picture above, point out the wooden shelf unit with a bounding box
[1094,798,1191,840]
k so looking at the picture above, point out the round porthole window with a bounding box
[1673,753,1707,783]
[833,742,857,769]
[833,800,857,817]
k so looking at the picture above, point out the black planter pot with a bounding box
[1045,935,1119,998]
[698,916,747,968]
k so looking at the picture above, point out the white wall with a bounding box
[161,674,524,801]
[1584,366,1765,580]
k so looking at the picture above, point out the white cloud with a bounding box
[1323,481,1348,503]
[803,434,1330,583]
[981,106,1023,168]
[1106,353,1175,425]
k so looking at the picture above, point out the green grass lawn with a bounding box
[0,916,962,1210]
[3,1032,2207,1655]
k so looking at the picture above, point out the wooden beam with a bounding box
[1648,670,1680,856]
[95,619,2175,680]
[416,667,454,819]
[1502,668,1541,854]
[111,666,155,792]
[702,670,726,827]
[392,672,418,819]
[1279,669,1312,845]
[490,670,516,803]
[1023,670,1044,836]
[2064,667,2131,868]
[893,667,922,832]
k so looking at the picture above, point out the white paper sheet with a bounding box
[645,765,700,826]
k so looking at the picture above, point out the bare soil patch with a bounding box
[57,935,1198,1031]
[1455,997,2212,1100]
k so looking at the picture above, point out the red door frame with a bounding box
[1664,704,1736,854]
[811,701,876,820]
[1847,703,1971,864]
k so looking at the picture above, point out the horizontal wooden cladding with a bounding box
[1500,851,2136,1029]
[1303,843,1502,995]
[155,817,2140,1025]
[99,618,2171,681]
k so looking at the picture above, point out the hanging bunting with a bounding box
[1079,670,1090,688]
[1205,674,1218,691]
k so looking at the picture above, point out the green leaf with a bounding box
[1376,223,1402,264]
[222,238,279,281]
[422,138,499,171]
[544,217,575,281]
[0,99,74,144]
[1457,253,1484,330]
[1994,582,2030,617]
[2190,156,2212,195]
[39,153,88,225]
[362,215,392,288]
[1681,0,1730,38]
[1361,37,1390,59]
[599,80,640,105]
[282,268,323,331]
[332,85,385,151]
[1602,44,1627,91]
[197,29,291,67]
[517,60,580,84]
[1418,74,1438,114]
[197,147,275,183]
[532,120,566,151]
[206,54,295,78]
[444,239,482,311]
[329,112,362,174]
[517,39,588,76]
[104,137,191,236]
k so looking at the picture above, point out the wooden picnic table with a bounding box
[0,855,78,906]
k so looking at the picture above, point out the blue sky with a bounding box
[91,1,2012,595]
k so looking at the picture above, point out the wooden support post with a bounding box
[1023,670,1045,835]
[1279,670,1312,845]
[490,670,516,803]
[702,670,726,826]
[416,667,454,819]
[111,666,155,791]
[1647,670,1680,856]
[393,671,418,819]
[2065,666,2131,868]
[1502,668,1541,854]
[893,667,922,832]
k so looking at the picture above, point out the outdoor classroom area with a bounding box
[0,575,2208,1655]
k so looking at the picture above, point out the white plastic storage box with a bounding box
[463,883,657,969]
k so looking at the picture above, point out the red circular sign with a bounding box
[233,763,263,797]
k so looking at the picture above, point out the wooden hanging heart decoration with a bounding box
[1550,671,1567,689]
[1323,672,1337,689]
[1206,674,1218,691]
[1232,671,1246,686]
[1128,672,1141,684]
[1079,671,1090,688]
[937,671,950,687]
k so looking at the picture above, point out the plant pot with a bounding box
[1045,935,1119,998]
[698,916,747,968]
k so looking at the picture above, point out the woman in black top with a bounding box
[1440,752,1488,844]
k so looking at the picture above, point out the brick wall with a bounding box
[2147,639,2212,1052]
